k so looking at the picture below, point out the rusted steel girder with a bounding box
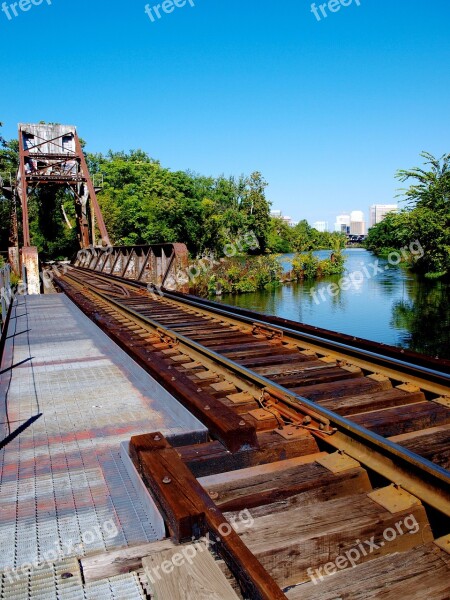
[73,243,190,293]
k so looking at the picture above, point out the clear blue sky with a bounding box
[1,0,449,227]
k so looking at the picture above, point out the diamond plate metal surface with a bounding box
[0,557,147,600]
[0,295,206,579]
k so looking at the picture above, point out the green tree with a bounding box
[239,172,271,253]
[0,123,19,250]
[366,152,450,278]
[397,151,450,211]
[267,217,293,253]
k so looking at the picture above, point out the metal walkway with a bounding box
[0,293,205,598]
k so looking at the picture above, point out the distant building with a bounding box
[370,204,398,227]
[334,214,351,234]
[350,210,366,235]
[271,210,296,227]
[313,221,328,233]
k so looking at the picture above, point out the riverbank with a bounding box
[189,251,345,296]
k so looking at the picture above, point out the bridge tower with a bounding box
[17,123,110,249]
[4,123,111,293]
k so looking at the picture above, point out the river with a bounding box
[217,249,450,360]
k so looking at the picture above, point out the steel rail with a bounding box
[60,270,450,516]
[68,265,450,386]
[159,292,450,387]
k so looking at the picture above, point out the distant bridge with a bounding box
[346,234,367,245]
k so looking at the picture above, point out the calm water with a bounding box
[218,249,450,360]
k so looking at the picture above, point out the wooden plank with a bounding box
[252,360,334,377]
[137,434,288,599]
[171,320,219,328]
[225,347,298,361]
[272,366,363,388]
[198,334,256,345]
[198,453,326,488]
[200,460,372,513]
[81,540,176,582]
[140,449,206,541]
[178,430,320,478]
[291,376,392,402]
[143,543,241,599]
[350,401,450,437]
[212,341,277,353]
[317,388,426,416]
[238,493,433,589]
[285,543,450,600]
[389,424,450,469]
[237,353,315,368]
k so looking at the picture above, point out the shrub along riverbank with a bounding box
[189,251,346,297]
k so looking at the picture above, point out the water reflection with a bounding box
[391,280,450,358]
[217,249,450,359]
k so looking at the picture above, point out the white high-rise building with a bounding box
[370,204,398,227]
[334,214,351,233]
[313,221,328,233]
[350,210,366,235]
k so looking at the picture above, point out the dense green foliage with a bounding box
[366,152,450,278]
[0,123,18,250]
[268,218,346,254]
[291,249,346,281]
[1,122,346,261]
[190,255,284,296]
[87,150,272,256]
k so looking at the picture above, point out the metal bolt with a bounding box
[154,435,161,441]
[239,420,246,426]
[303,416,312,425]
[208,491,219,500]
[162,476,172,484]
[204,405,211,411]
[197,388,202,393]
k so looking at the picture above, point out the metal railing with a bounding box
[72,243,190,292]
[0,264,12,337]
[0,172,13,188]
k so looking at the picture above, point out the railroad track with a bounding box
[54,265,450,600]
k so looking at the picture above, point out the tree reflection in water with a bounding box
[391,280,450,359]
